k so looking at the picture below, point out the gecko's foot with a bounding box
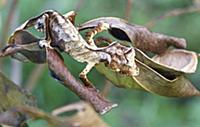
[39,40,51,48]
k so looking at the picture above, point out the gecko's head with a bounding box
[34,10,55,32]
[34,14,46,32]
[51,13,80,42]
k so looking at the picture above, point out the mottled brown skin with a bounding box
[84,22,139,76]
[10,10,139,87]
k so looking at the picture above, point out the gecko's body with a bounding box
[12,10,139,86]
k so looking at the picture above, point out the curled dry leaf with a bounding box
[96,59,200,97]
[0,30,46,63]
[96,47,200,97]
[52,101,109,127]
[152,49,198,73]
[78,17,186,54]
[133,59,200,97]
[96,63,143,90]
[134,48,199,78]
[135,48,183,77]
[46,47,117,114]
[10,102,109,127]
[69,102,109,127]
[79,18,200,97]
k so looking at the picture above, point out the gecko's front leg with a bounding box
[63,11,77,25]
[79,62,97,88]
[85,22,110,47]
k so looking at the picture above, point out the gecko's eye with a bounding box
[37,22,44,29]
[34,16,45,32]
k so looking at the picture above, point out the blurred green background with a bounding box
[1,0,200,127]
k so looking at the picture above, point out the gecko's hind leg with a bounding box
[94,36,113,46]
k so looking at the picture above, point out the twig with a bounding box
[145,5,200,29]
[101,80,112,97]
[24,64,46,91]
[10,59,22,85]
[124,0,133,21]
[0,0,18,68]
[46,47,117,115]
[0,0,18,46]
[17,106,72,127]
[75,0,85,12]
[52,101,85,116]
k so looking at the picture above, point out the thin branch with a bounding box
[0,0,18,46]
[124,0,133,21]
[52,102,110,127]
[0,0,18,68]
[10,59,22,85]
[16,106,72,127]
[75,0,85,12]
[145,5,200,29]
[101,80,112,97]
[46,47,117,115]
[52,101,85,116]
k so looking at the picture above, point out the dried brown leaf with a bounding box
[152,49,198,73]
[0,30,46,63]
[69,102,109,127]
[133,59,200,97]
[52,102,109,127]
[96,58,200,97]
[134,47,199,80]
[96,47,200,97]
[79,17,200,97]
[96,63,143,90]
[78,17,186,54]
